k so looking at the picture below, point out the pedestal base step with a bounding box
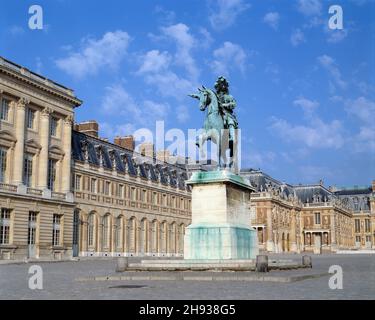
[125,258,306,272]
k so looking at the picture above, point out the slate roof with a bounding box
[72,131,188,190]
[334,187,372,212]
[240,169,373,213]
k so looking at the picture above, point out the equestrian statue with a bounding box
[189,76,239,171]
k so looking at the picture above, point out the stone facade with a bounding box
[0,56,374,260]
[242,169,374,253]
[0,56,80,260]
[71,131,191,257]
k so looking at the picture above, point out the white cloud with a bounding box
[137,24,199,100]
[199,28,214,49]
[297,0,322,16]
[245,151,276,168]
[208,0,251,30]
[290,29,305,47]
[344,97,375,152]
[137,50,171,74]
[176,105,190,123]
[143,71,195,100]
[161,23,199,80]
[35,57,43,74]
[101,83,141,118]
[56,30,131,78]
[326,29,348,43]
[293,97,319,116]
[317,54,347,89]
[263,12,280,30]
[100,122,136,139]
[345,97,375,124]
[269,117,344,149]
[143,100,170,119]
[154,6,176,25]
[101,83,172,124]
[265,63,280,83]
[211,41,247,76]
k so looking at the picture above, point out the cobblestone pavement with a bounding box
[0,254,374,300]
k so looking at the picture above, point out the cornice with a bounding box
[0,62,82,106]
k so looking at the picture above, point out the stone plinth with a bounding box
[184,170,259,260]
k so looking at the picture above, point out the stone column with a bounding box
[290,209,297,252]
[330,211,337,252]
[266,207,274,252]
[12,98,28,185]
[38,107,52,190]
[61,114,73,193]
[81,219,87,254]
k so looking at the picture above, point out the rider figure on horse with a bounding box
[214,76,238,142]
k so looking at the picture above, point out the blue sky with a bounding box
[1,0,374,187]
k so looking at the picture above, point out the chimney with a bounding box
[156,150,170,163]
[74,120,99,137]
[114,136,134,151]
[138,142,154,158]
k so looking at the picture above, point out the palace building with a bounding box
[0,56,374,260]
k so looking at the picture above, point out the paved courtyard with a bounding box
[0,254,374,300]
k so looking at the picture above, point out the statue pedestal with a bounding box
[184,170,259,260]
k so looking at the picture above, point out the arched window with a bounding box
[88,213,95,247]
[128,217,136,253]
[179,224,185,254]
[169,223,177,254]
[152,220,158,253]
[115,216,123,250]
[160,221,167,253]
[102,214,110,248]
[139,218,147,254]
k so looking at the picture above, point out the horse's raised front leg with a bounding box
[198,133,207,159]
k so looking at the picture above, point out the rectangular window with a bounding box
[0,147,7,183]
[162,194,167,206]
[90,178,97,193]
[52,214,61,246]
[0,208,11,244]
[141,189,147,202]
[75,174,81,191]
[23,153,33,187]
[47,159,57,191]
[117,184,124,198]
[26,108,35,129]
[0,99,9,121]
[152,192,158,205]
[314,212,321,225]
[365,219,371,233]
[50,117,58,137]
[355,219,361,233]
[366,235,371,242]
[28,212,38,245]
[104,181,111,196]
[355,236,361,243]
